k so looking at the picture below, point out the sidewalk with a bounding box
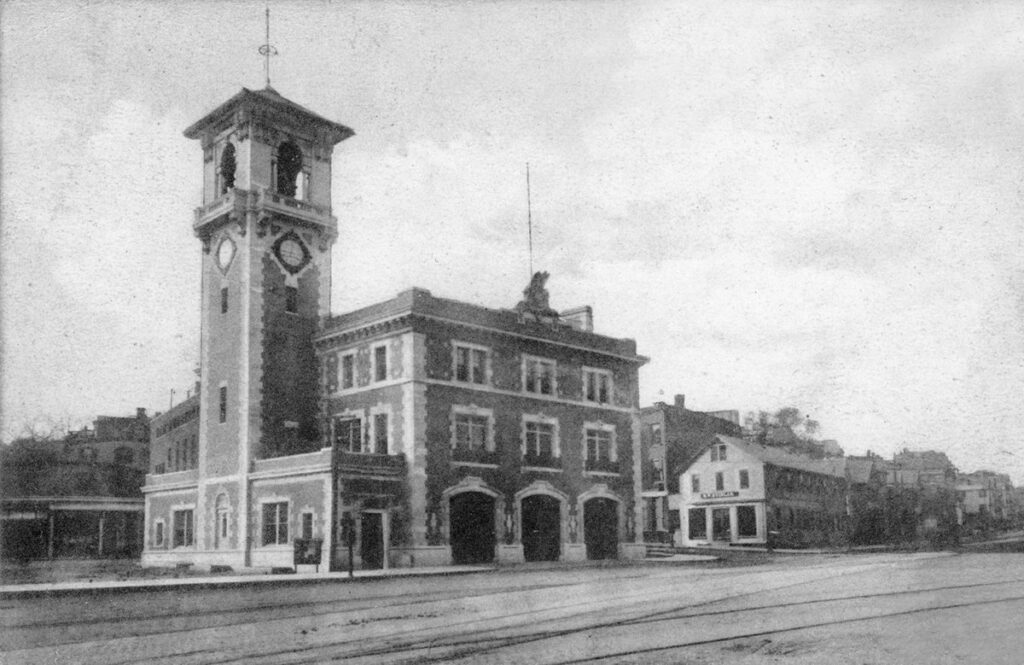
[0,564,495,598]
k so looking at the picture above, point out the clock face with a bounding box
[272,231,311,274]
[216,238,235,271]
[278,238,305,267]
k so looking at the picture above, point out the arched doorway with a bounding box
[449,492,496,564]
[275,141,303,197]
[521,494,561,562]
[584,497,619,560]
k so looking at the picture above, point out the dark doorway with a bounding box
[360,512,384,569]
[449,492,496,564]
[521,495,561,562]
[712,507,731,541]
[583,498,618,560]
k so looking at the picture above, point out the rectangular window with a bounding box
[524,357,555,395]
[586,428,612,462]
[262,502,289,546]
[172,509,194,547]
[219,386,227,423]
[718,445,727,461]
[285,286,298,313]
[301,513,314,540]
[524,421,555,458]
[710,446,718,462]
[455,413,489,451]
[334,417,362,453]
[374,346,387,382]
[583,369,611,404]
[691,474,701,493]
[739,469,750,489]
[737,505,757,537]
[373,413,389,454]
[688,508,707,539]
[455,345,487,384]
[715,472,724,491]
[154,521,165,547]
[341,354,354,389]
[221,286,228,313]
[218,511,228,539]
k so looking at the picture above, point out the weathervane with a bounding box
[258,6,278,88]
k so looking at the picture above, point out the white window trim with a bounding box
[582,367,614,404]
[450,404,495,452]
[369,404,393,455]
[339,351,356,391]
[153,519,166,548]
[521,354,557,396]
[372,343,389,383]
[521,413,560,458]
[259,497,291,548]
[582,420,617,462]
[170,504,196,549]
[452,340,491,386]
[331,408,365,453]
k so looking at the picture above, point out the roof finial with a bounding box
[258,5,278,89]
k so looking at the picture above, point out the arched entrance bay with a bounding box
[449,492,496,564]
[521,494,561,562]
[584,497,619,560]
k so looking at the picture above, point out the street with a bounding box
[3,552,1023,664]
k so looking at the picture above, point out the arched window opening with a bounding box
[219,142,236,193]
[275,141,303,197]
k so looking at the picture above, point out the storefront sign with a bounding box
[699,491,739,499]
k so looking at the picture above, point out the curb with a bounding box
[0,565,495,599]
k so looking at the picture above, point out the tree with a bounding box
[743,406,839,458]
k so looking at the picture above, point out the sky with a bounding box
[2,1,1023,482]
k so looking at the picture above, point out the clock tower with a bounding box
[181,87,353,565]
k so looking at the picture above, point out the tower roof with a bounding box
[183,87,354,145]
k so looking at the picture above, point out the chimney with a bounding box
[674,394,686,409]
[136,407,147,419]
[559,306,593,332]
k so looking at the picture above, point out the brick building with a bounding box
[142,86,647,571]
[639,396,741,544]
[318,287,648,568]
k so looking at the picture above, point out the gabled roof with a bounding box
[713,435,846,479]
[184,87,354,144]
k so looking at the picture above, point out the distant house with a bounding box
[1,409,150,560]
[957,470,1015,529]
[675,435,847,548]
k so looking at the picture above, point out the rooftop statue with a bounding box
[516,271,560,319]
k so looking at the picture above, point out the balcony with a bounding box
[451,448,499,466]
[334,451,406,478]
[585,459,620,474]
[193,187,335,236]
[522,453,562,470]
[193,188,250,229]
